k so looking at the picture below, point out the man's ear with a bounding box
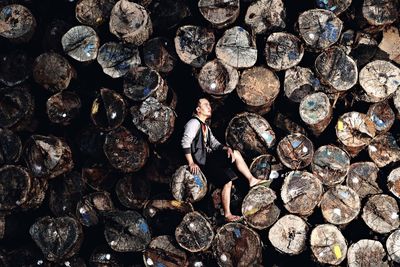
[196,107,200,113]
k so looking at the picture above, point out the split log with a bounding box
[387,167,400,200]
[386,229,400,263]
[61,25,100,62]
[174,25,215,68]
[97,42,141,78]
[103,210,151,252]
[75,0,116,27]
[198,0,240,29]
[241,186,280,229]
[276,133,314,170]
[378,26,400,64]
[0,50,32,86]
[171,165,207,203]
[281,171,323,216]
[115,174,151,209]
[284,66,317,103]
[103,126,149,173]
[346,162,381,200]
[347,239,389,267]
[0,4,36,43]
[315,0,352,15]
[143,235,188,267]
[236,66,280,114]
[225,112,276,159]
[367,101,394,133]
[311,145,350,186]
[315,46,358,92]
[350,32,378,67]
[215,26,257,69]
[361,194,399,234]
[336,112,376,157]
[109,0,152,46]
[359,60,400,102]
[91,88,126,131]
[268,214,308,255]
[250,154,283,181]
[0,128,22,165]
[320,185,361,225]
[368,133,400,168]
[76,191,114,227]
[245,0,286,35]
[264,32,304,71]
[310,224,347,265]
[143,37,177,74]
[198,59,239,97]
[362,0,397,26]
[213,222,262,266]
[33,52,75,93]
[175,211,214,252]
[299,92,332,135]
[46,91,81,125]
[148,0,190,32]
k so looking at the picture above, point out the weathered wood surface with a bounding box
[386,229,400,263]
[388,167,400,200]
[250,154,283,180]
[245,0,285,34]
[367,101,394,133]
[61,25,99,62]
[284,66,316,102]
[347,239,389,267]
[362,0,398,26]
[115,174,151,209]
[368,133,400,168]
[143,37,177,74]
[198,0,240,29]
[76,191,114,227]
[46,91,81,125]
[75,0,116,27]
[0,4,36,43]
[171,165,207,203]
[315,0,352,15]
[276,133,314,170]
[299,92,332,135]
[0,128,22,165]
[143,235,188,267]
[346,162,381,200]
[378,26,400,64]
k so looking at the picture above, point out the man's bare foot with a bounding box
[225,214,241,222]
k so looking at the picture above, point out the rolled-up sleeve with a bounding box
[181,119,200,154]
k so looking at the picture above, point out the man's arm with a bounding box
[181,119,201,174]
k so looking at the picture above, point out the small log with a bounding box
[361,194,399,234]
[242,186,280,229]
[320,185,361,225]
[368,133,400,168]
[103,127,149,173]
[115,174,151,209]
[109,0,152,46]
[143,37,177,74]
[225,112,276,159]
[174,25,215,68]
[213,222,262,266]
[298,9,343,51]
[0,50,32,86]
[276,133,314,170]
[346,162,381,200]
[362,0,397,26]
[46,91,81,125]
[97,42,141,78]
[171,165,207,203]
[148,0,190,32]
[315,46,358,92]
[198,59,239,97]
[198,0,240,29]
[347,239,389,267]
[387,167,400,200]
[350,32,378,67]
[175,211,214,253]
[244,0,286,35]
[75,0,116,27]
[91,88,126,131]
[21,174,48,210]
[268,214,308,255]
[0,128,22,165]
[367,101,394,133]
[33,52,75,93]
[143,235,188,267]
[359,60,400,102]
[236,66,280,114]
[315,0,352,15]
[76,191,114,227]
[310,224,347,265]
[299,92,332,135]
[386,229,400,263]
[336,112,376,157]
[250,154,283,181]
[264,32,304,71]
[90,246,122,266]
[378,26,400,64]
[284,66,317,103]
[61,25,100,62]
[0,165,32,211]
[215,26,257,69]
[103,210,151,252]
[0,4,36,43]
[274,113,307,135]
[281,171,323,216]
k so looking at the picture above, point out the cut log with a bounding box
[46,91,81,125]
[213,222,263,266]
[175,211,214,253]
[347,239,389,267]
[368,133,400,168]
[115,174,151,209]
[61,25,100,62]
[76,191,114,227]
[281,171,323,216]
[236,66,280,114]
[359,60,400,102]
[171,165,207,203]
[346,162,381,200]
[97,42,141,78]
[198,0,240,29]
[284,66,317,103]
[0,128,22,165]
[148,0,190,32]
[350,32,378,67]
[264,32,304,71]
[0,50,32,87]
[298,9,342,50]
[174,25,215,68]
[75,0,116,27]
[215,26,257,69]
[249,154,283,181]
[310,224,347,265]
[378,26,400,64]
[362,0,397,26]
[386,229,400,263]
[109,0,152,45]
[299,92,332,135]
[241,186,280,229]
[320,185,361,225]
[387,167,400,200]
[268,214,308,255]
[367,101,394,133]
[274,113,307,135]
[143,235,188,267]
[225,112,276,159]
[276,133,314,170]
[315,0,352,15]
[197,59,239,97]
[90,246,122,266]
[0,4,36,43]
[245,0,286,35]
[143,37,177,74]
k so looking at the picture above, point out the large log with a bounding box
[143,235,188,267]
[387,167,400,200]
[347,239,389,267]
[249,154,283,181]
[143,37,177,74]
[378,26,400,64]
[171,165,207,203]
[386,229,400,263]
[299,92,332,135]
[46,91,81,125]
[368,133,400,168]
[367,101,394,133]
[362,0,397,26]
[0,50,32,87]
[198,0,240,29]
[245,0,286,35]
[115,174,151,209]
[0,4,36,43]
[61,25,100,62]
[75,0,116,27]
[284,66,317,103]
[346,162,381,200]
[276,133,314,170]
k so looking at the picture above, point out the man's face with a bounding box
[197,99,212,118]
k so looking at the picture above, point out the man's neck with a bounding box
[195,114,208,123]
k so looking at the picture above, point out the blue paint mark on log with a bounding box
[193,175,203,188]
[156,263,166,267]
[288,51,297,60]
[233,228,241,238]
[143,87,151,96]
[139,220,149,233]
[291,140,301,148]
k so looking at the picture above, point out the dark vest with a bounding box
[191,117,210,166]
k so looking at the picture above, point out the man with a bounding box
[181,98,268,222]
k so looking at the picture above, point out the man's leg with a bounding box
[221,181,240,222]
[233,150,265,187]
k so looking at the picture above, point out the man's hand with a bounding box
[189,162,200,175]
[226,147,235,163]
